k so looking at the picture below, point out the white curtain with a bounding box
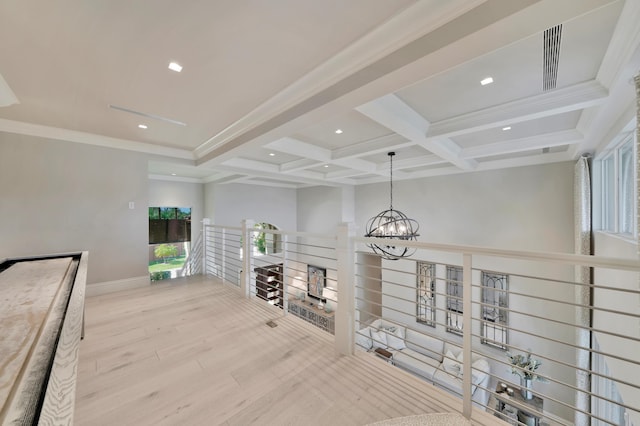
[574,155,591,426]
[636,73,640,255]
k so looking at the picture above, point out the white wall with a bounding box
[355,162,574,252]
[0,132,149,284]
[148,179,204,244]
[204,182,297,229]
[297,186,342,233]
[593,231,640,422]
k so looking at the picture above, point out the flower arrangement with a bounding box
[506,350,547,382]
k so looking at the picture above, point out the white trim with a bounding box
[0,73,19,107]
[86,275,150,297]
[0,118,194,160]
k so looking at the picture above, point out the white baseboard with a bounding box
[86,275,150,296]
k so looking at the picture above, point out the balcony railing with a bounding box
[203,221,640,426]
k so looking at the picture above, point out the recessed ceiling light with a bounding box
[171,173,177,176]
[138,124,148,129]
[269,153,275,157]
[502,126,511,131]
[335,129,343,134]
[168,62,183,73]
[324,165,329,168]
[480,77,494,86]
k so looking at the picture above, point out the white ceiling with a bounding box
[1,0,639,188]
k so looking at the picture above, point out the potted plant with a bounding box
[506,350,547,399]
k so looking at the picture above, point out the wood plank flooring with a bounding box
[75,276,500,426]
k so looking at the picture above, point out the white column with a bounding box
[335,222,355,356]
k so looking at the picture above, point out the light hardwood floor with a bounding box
[75,276,500,426]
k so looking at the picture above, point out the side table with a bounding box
[493,382,543,426]
[374,347,394,364]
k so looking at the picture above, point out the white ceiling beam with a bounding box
[391,154,446,170]
[232,177,301,189]
[428,80,608,139]
[460,129,583,159]
[212,164,344,187]
[332,134,412,160]
[356,94,430,141]
[280,158,319,173]
[266,137,332,162]
[221,157,281,173]
[357,94,477,170]
[419,137,478,170]
[325,169,372,180]
[356,150,573,185]
[332,157,377,173]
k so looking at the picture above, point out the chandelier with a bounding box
[364,152,419,260]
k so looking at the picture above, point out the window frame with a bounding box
[416,261,436,327]
[595,132,637,238]
[446,265,463,335]
[480,271,509,350]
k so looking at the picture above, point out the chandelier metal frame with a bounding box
[364,152,420,260]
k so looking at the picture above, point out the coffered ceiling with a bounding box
[1,0,639,188]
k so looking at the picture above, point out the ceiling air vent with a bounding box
[543,24,562,91]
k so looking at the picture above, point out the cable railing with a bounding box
[179,231,203,277]
[200,222,640,425]
[204,225,243,287]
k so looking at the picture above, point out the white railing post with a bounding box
[336,222,355,356]
[221,228,226,280]
[282,233,289,314]
[202,218,210,275]
[462,252,473,419]
[241,219,254,298]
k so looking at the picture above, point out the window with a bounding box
[481,272,508,350]
[149,207,191,244]
[252,222,282,256]
[446,266,463,334]
[417,262,436,327]
[619,141,634,235]
[597,133,636,236]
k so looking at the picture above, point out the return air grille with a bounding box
[543,24,562,91]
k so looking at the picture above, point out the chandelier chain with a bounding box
[389,152,393,210]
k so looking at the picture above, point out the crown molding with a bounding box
[0,118,194,160]
[148,174,204,184]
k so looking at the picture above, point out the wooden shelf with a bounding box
[254,264,283,308]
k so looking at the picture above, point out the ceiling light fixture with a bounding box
[171,173,177,176]
[335,129,343,134]
[138,124,148,129]
[502,126,511,131]
[364,152,419,260]
[480,77,494,86]
[168,62,183,72]
[269,153,275,157]
[324,165,329,168]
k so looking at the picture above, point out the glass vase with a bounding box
[521,377,533,400]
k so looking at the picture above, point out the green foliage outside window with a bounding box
[154,243,178,263]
